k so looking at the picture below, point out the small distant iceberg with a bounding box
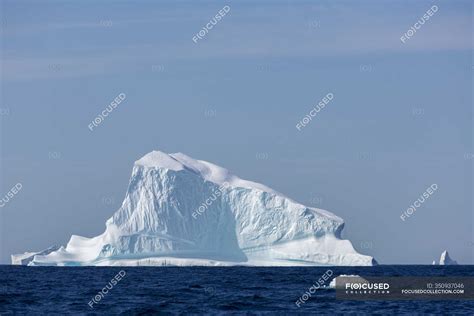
[432,250,458,265]
[329,274,364,289]
[439,250,458,265]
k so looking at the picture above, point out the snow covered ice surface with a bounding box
[15,150,377,267]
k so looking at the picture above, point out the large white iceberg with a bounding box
[14,150,376,266]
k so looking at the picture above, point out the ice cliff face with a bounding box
[16,150,376,266]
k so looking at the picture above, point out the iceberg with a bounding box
[13,150,377,266]
[11,245,60,265]
[329,274,363,289]
[438,250,458,265]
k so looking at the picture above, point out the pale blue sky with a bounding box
[0,0,472,264]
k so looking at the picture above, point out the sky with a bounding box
[0,0,472,264]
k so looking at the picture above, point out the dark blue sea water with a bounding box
[1,265,473,315]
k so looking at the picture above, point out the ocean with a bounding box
[1,265,473,314]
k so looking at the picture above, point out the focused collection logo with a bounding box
[336,277,473,300]
[344,282,390,294]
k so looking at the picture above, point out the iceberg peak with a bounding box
[136,150,290,200]
[135,150,185,171]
